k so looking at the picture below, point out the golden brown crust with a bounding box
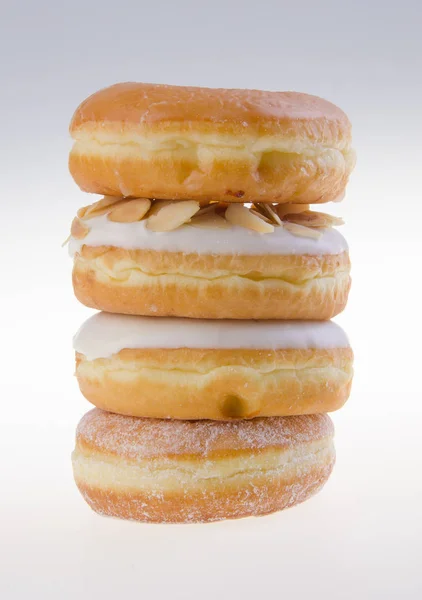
[70,83,351,138]
[75,464,333,524]
[72,410,335,523]
[72,246,351,319]
[68,146,353,204]
[69,82,355,203]
[75,347,353,420]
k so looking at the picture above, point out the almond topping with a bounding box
[146,200,173,217]
[225,204,274,234]
[283,221,322,239]
[249,209,274,225]
[71,217,90,239]
[195,204,219,218]
[107,198,151,223]
[190,212,231,229]
[255,203,283,226]
[78,196,124,220]
[283,210,344,228]
[73,197,343,239]
[276,203,310,218]
[146,200,200,232]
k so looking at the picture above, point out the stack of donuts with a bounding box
[67,83,355,523]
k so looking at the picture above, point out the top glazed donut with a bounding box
[69,82,355,203]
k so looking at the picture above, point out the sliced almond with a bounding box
[283,221,322,240]
[225,204,274,234]
[283,210,344,228]
[146,200,200,232]
[61,234,71,247]
[107,198,151,223]
[190,212,231,229]
[249,209,274,225]
[256,203,283,226]
[195,204,219,218]
[71,217,90,239]
[147,200,173,217]
[78,196,124,220]
[276,203,310,218]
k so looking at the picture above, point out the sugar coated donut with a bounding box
[72,409,335,523]
[69,198,351,320]
[69,83,355,204]
[73,313,353,420]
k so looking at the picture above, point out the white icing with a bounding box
[73,313,350,360]
[69,214,348,257]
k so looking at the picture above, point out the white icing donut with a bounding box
[73,312,350,360]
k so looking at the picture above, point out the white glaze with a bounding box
[69,214,348,257]
[73,313,350,360]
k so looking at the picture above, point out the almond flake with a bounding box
[147,200,173,216]
[225,204,274,234]
[249,209,274,224]
[283,221,322,239]
[276,203,310,218]
[190,212,231,229]
[146,201,200,232]
[78,196,124,220]
[71,217,90,239]
[256,203,283,226]
[283,210,344,228]
[107,198,151,223]
[195,204,219,217]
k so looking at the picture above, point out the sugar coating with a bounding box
[73,410,335,523]
[76,409,334,460]
[76,462,334,523]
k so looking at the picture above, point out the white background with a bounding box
[2,1,422,598]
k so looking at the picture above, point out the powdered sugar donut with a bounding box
[72,409,335,523]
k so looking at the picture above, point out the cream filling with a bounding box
[77,361,351,386]
[73,313,350,360]
[72,441,334,492]
[72,128,354,155]
[69,214,348,257]
[74,251,350,284]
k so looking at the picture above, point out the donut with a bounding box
[72,409,335,523]
[73,313,353,420]
[68,198,351,320]
[69,83,355,204]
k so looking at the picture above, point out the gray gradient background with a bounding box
[2,1,422,598]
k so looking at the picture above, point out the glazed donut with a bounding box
[73,313,353,420]
[69,82,355,204]
[72,409,335,523]
[69,200,351,320]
